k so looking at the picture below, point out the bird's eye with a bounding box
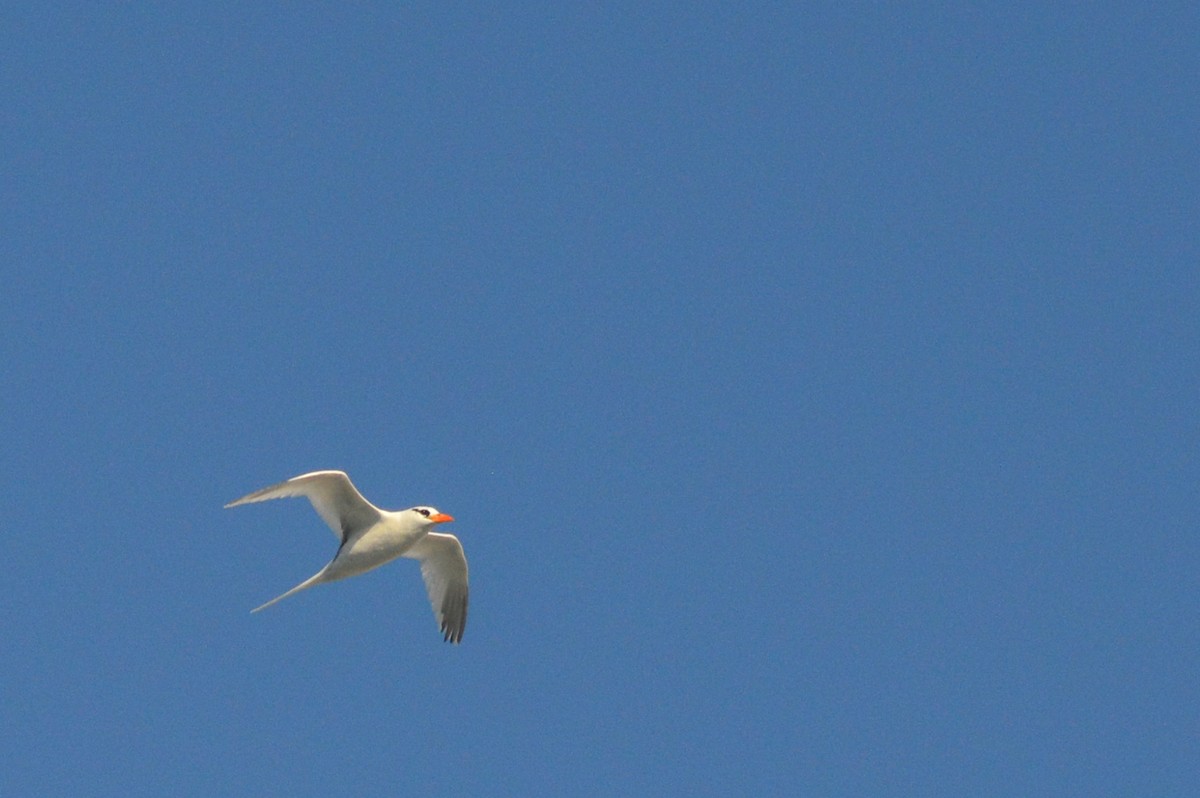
[416,508,430,517]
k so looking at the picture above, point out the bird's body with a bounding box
[224,470,469,643]
[324,513,431,581]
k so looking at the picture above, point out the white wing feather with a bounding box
[403,532,470,643]
[224,470,381,541]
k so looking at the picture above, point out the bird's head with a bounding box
[410,506,454,524]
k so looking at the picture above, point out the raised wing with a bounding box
[224,470,381,543]
[403,532,469,643]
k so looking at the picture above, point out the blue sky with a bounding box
[2,4,1197,795]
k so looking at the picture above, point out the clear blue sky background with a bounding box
[2,4,1197,796]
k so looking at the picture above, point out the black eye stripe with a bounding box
[415,508,430,517]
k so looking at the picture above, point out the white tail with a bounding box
[251,568,328,613]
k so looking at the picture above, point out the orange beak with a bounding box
[429,513,454,524]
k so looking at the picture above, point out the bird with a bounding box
[224,470,468,643]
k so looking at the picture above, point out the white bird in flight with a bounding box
[224,470,469,643]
